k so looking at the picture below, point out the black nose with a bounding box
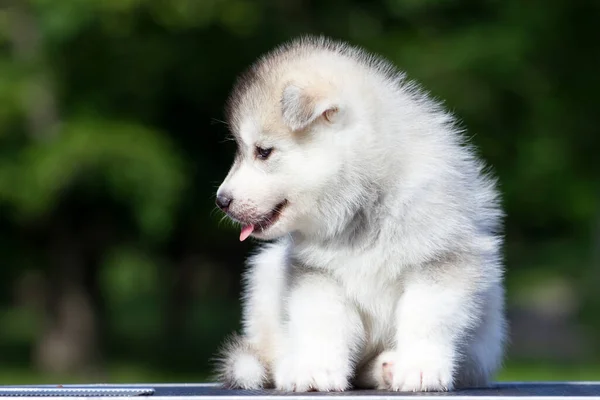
[216,194,232,210]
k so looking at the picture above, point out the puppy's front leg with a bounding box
[274,272,364,392]
[387,274,482,392]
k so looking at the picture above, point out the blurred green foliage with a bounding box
[0,0,597,384]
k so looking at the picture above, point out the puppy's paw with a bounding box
[226,352,268,389]
[376,350,454,392]
[365,351,396,390]
[274,354,349,392]
[215,335,268,389]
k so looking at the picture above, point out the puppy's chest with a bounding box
[294,245,403,319]
[330,255,402,320]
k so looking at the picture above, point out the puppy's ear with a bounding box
[281,84,339,131]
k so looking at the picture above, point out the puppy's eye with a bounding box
[256,146,273,160]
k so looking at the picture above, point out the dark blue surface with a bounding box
[1,383,600,398]
[153,382,599,397]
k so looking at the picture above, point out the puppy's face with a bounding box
[216,82,349,241]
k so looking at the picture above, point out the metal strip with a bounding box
[0,388,154,397]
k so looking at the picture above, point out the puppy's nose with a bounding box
[216,194,233,211]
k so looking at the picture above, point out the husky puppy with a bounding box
[214,36,506,392]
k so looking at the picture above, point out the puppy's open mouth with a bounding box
[239,200,288,241]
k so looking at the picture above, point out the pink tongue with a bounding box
[240,224,255,241]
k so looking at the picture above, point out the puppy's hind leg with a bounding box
[215,334,268,389]
[354,351,396,390]
[215,241,290,389]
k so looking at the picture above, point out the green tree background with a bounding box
[0,0,598,383]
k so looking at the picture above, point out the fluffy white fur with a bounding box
[214,36,507,392]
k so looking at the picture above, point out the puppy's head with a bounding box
[217,75,351,242]
[216,38,386,242]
